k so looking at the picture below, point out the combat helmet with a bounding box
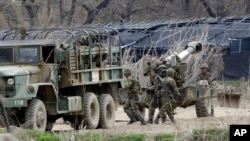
[200,63,208,69]
[156,60,162,67]
[124,68,131,74]
[166,68,175,76]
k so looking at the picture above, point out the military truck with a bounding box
[0,2,124,131]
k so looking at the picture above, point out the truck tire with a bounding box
[25,99,47,131]
[98,94,115,129]
[83,92,100,129]
[195,99,211,117]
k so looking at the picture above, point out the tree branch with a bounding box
[199,0,216,18]
[83,0,112,24]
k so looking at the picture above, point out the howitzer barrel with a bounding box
[164,41,202,62]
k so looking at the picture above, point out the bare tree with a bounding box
[47,0,51,17]
[183,0,190,16]
[82,0,111,24]
[246,0,250,14]
[1,0,250,27]
[199,0,216,18]
[215,1,228,17]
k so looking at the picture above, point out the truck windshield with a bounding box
[0,48,13,63]
[16,46,39,63]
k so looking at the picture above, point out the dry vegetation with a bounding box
[122,24,224,87]
[1,0,250,27]
[0,1,250,141]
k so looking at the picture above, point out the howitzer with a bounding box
[142,41,242,118]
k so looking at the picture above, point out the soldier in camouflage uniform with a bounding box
[147,68,167,124]
[123,69,147,125]
[196,63,212,84]
[154,68,180,123]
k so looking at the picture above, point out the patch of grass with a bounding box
[192,128,229,141]
[75,132,101,141]
[26,129,60,141]
[154,133,175,141]
[106,133,145,141]
[217,80,244,88]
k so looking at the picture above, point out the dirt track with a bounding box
[53,96,250,135]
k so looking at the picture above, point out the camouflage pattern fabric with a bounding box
[148,75,166,122]
[156,76,179,121]
[196,72,212,84]
[123,95,144,121]
[124,76,140,98]
[123,76,145,122]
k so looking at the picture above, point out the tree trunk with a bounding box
[83,0,112,24]
[66,0,76,26]
[183,0,190,17]
[215,1,227,17]
[24,0,36,26]
[59,0,63,24]
[47,0,51,17]
[199,0,216,18]
[246,0,250,14]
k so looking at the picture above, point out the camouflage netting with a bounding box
[122,27,224,87]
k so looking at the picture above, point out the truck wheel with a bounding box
[98,94,115,129]
[25,99,47,131]
[83,92,100,129]
[195,99,211,117]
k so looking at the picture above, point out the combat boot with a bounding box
[147,119,153,124]
[170,118,176,123]
[162,118,166,123]
[127,117,136,125]
[141,120,147,125]
[154,117,159,124]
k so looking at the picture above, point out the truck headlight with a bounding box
[7,78,14,85]
[28,85,35,92]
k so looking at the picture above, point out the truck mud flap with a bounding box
[217,93,242,108]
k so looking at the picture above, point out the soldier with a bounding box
[154,68,180,123]
[123,68,147,125]
[147,68,167,124]
[196,63,212,85]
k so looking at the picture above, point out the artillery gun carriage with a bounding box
[119,41,242,118]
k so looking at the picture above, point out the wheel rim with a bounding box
[36,109,46,129]
[106,104,112,122]
[90,103,96,119]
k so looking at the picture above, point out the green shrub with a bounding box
[26,129,60,141]
[154,133,175,141]
[75,132,101,141]
[107,133,145,141]
[192,128,229,141]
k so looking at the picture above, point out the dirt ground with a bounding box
[53,96,250,135]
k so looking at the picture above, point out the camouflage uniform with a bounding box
[148,74,167,124]
[154,68,180,123]
[123,69,147,125]
[196,63,212,84]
